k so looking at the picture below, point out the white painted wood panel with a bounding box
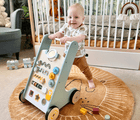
[35,45,140,70]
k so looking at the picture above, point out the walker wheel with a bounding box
[70,90,80,104]
[45,106,59,120]
[19,89,27,103]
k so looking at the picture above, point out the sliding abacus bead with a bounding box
[49,72,55,79]
[53,67,59,75]
[48,80,55,88]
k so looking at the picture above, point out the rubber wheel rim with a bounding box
[19,89,26,103]
[45,106,59,120]
[70,90,80,104]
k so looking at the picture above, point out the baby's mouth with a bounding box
[71,23,76,25]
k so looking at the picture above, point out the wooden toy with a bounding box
[19,35,80,120]
[49,0,64,22]
[105,115,110,120]
[80,108,88,115]
[7,60,19,70]
[23,58,32,68]
[93,108,99,114]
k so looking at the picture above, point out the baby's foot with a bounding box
[88,79,95,89]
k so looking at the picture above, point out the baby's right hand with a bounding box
[48,34,56,40]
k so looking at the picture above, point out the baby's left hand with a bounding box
[60,37,70,43]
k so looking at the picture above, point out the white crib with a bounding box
[28,0,140,70]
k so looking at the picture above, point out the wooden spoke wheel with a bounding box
[46,106,59,120]
[70,90,80,104]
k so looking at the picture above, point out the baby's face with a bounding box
[68,7,84,29]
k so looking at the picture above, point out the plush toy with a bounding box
[0,0,11,27]
[49,0,64,22]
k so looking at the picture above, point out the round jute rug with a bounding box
[9,66,134,120]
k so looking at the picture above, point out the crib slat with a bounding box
[40,0,45,36]
[58,0,61,45]
[120,21,125,49]
[127,22,132,49]
[94,0,98,47]
[45,0,50,34]
[58,0,61,30]
[101,0,106,47]
[134,22,140,50]
[64,0,66,24]
[68,0,70,7]
[107,0,113,48]
[106,0,108,15]
[101,0,103,15]
[114,0,120,48]
[88,0,93,47]
[86,0,88,15]
[51,0,56,34]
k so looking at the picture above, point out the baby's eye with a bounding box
[75,16,78,18]
[69,16,72,19]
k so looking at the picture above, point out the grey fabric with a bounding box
[0,38,21,55]
[11,9,23,29]
[0,27,21,55]
[0,27,21,41]
[0,1,23,58]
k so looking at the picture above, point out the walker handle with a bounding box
[55,38,71,44]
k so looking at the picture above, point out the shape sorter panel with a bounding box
[25,48,65,113]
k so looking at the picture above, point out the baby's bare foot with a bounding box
[88,79,95,89]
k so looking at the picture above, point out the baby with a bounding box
[49,3,95,89]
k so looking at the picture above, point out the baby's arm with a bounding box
[48,32,64,40]
[60,34,85,43]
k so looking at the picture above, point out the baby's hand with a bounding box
[60,37,70,43]
[48,34,57,40]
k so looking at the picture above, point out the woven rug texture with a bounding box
[9,66,134,120]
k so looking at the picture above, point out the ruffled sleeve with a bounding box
[59,23,68,34]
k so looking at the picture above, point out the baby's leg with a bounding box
[82,66,95,89]
[88,79,95,89]
[73,56,95,89]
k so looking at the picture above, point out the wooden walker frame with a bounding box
[19,35,80,120]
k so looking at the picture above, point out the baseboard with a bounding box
[86,49,140,70]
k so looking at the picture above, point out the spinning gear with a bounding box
[117,2,140,21]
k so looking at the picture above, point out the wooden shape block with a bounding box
[93,108,99,114]
[80,108,87,115]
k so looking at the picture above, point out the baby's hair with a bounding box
[68,3,84,16]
